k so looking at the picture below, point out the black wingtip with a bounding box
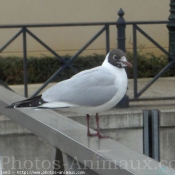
[5,95,46,109]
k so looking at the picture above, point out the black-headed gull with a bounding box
[7,49,132,138]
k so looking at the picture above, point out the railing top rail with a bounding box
[0,20,172,28]
[0,86,172,175]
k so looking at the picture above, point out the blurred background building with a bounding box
[0,0,169,57]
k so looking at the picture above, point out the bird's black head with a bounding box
[108,49,132,68]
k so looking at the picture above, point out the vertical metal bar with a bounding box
[143,110,150,157]
[52,147,64,172]
[151,109,160,161]
[133,24,138,99]
[22,27,28,97]
[105,24,110,54]
[116,9,129,107]
[167,0,175,61]
[117,8,126,52]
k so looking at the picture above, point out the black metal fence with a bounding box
[131,21,175,101]
[0,23,111,98]
[0,9,175,101]
[117,9,175,101]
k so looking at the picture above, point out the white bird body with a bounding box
[41,53,128,114]
[7,49,132,138]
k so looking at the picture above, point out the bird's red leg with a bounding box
[95,113,111,139]
[86,114,98,136]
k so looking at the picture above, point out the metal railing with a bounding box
[131,22,175,101]
[0,22,111,98]
[0,85,174,175]
[116,9,175,101]
[0,9,175,101]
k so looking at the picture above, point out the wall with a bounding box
[0,0,170,57]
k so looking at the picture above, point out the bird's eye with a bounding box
[113,55,118,59]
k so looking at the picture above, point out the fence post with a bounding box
[116,9,129,108]
[167,0,175,61]
[22,27,28,98]
[117,8,126,51]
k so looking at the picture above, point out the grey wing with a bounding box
[42,67,118,107]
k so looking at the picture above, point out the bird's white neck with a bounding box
[102,53,110,67]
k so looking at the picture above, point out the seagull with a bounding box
[7,49,132,138]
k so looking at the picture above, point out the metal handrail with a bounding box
[0,86,173,175]
[0,20,173,28]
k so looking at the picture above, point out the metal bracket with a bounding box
[143,109,160,161]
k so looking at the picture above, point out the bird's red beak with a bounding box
[121,61,132,67]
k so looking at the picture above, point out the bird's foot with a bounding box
[87,131,112,139]
[86,113,112,139]
[87,132,98,137]
[97,133,112,139]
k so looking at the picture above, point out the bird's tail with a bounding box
[6,95,46,108]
